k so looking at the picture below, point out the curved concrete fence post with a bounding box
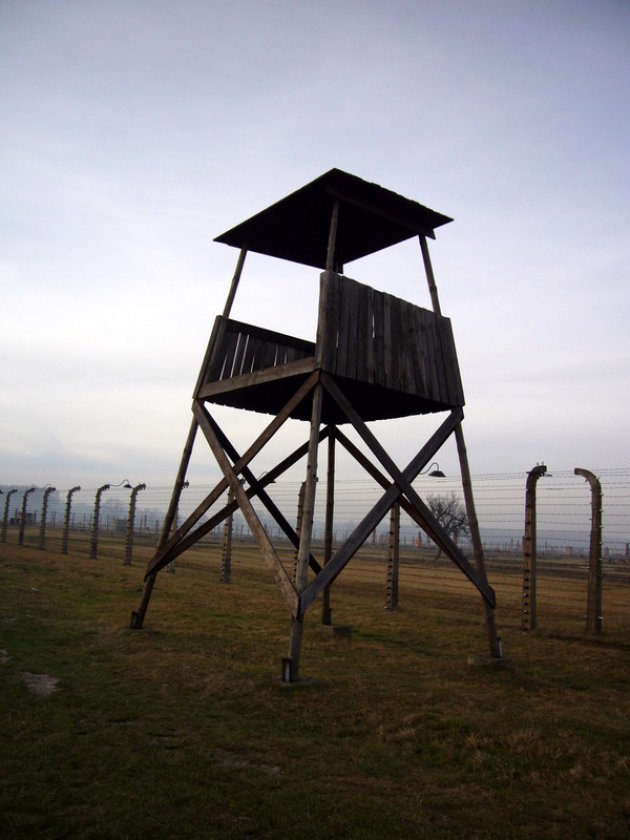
[521,464,547,631]
[574,468,603,634]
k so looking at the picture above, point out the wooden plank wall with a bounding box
[205,317,315,384]
[317,271,464,407]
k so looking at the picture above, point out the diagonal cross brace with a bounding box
[206,412,324,575]
[334,426,492,602]
[299,378,495,615]
[145,425,333,579]
[299,406,464,615]
[194,401,300,616]
[321,373,494,606]
[144,371,320,578]
[334,428,445,548]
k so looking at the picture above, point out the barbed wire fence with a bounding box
[2,468,629,558]
[2,469,629,635]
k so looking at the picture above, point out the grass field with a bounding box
[1,539,629,839]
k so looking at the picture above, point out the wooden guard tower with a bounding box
[131,169,502,680]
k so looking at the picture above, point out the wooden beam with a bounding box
[222,246,248,317]
[320,428,336,624]
[196,357,315,400]
[287,380,324,679]
[132,416,199,628]
[145,373,319,577]
[309,376,494,608]
[194,402,299,616]
[326,198,340,273]
[300,410,462,614]
[334,427,445,549]
[420,233,502,657]
[327,185,436,239]
[146,426,333,577]
[207,413,323,575]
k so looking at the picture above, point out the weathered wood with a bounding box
[314,272,462,407]
[454,423,501,656]
[420,233,502,658]
[335,275,353,378]
[299,405,485,616]
[326,183,437,240]
[133,417,198,628]
[145,374,320,577]
[334,427,449,552]
[204,317,315,386]
[194,316,226,397]
[146,427,331,576]
[356,284,370,384]
[419,234,441,314]
[287,381,324,679]
[222,246,248,317]
[321,428,336,625]
[197,356,315,399]
[207,413,322,575]
[317,373,495,606]
[293,481,306,583]
[220,487,235,584]
[315,270,331,370]
[194,401,299,616]
[384,503,400,610]
[294,382,323,594]
[372,287,385,387]
[325,199,340,273]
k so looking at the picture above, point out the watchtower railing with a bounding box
[316,271,464,407]
[203,317,315,386]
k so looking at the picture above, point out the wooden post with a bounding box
[124,484,145,566]
[521,465,547,631]
[384,502,400,610]
[222,246,248,317]
[286,382,323,681]
[320,429,335,625]
[575,468,603,634]
[420,234,502,658]
[136,246,246,617]
[38,486,56,550]
[220,486,235,583]
[167,480,188,574]
[1,488,17,543]
[131,419,197,629]
[325,200,340,273]
[293,482,306,583]
[454,427,502,657]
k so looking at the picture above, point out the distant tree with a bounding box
[426,493,469,558]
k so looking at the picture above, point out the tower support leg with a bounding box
[321,429,335,625]
[385,503,400,610]
[131,417,198,629]
[455,424,502,658]
[286,383,323,681]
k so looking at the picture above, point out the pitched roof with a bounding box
[214,168,452,269]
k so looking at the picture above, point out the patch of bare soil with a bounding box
[21,671,60,697]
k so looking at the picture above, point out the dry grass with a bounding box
[1,540,629,838]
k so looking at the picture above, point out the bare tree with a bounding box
[426,492,470,558]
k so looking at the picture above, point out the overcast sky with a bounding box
[1,0,629,490]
